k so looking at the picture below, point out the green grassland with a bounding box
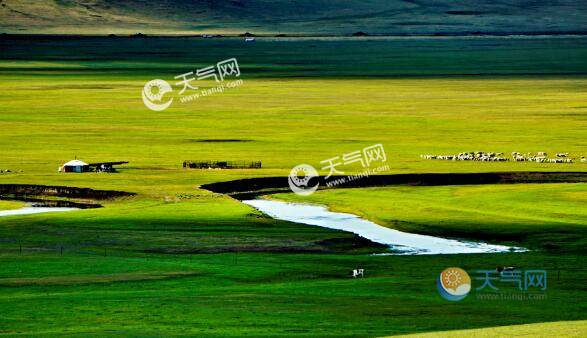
[1,75,586,175]
[0,250,583,336]
[0,37,586,336]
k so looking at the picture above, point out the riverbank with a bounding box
[273,183,587,253]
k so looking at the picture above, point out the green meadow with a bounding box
[0,36,586,336]
[1,75,586,174]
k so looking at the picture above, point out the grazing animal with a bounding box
[537,152,547,157]
[556,153,569,158]
[352,269,364,278]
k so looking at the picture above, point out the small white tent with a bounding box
[59,160,89,173]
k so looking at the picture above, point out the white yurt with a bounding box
[59,160,89,173]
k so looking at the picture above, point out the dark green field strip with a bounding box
[0,184,135,200]
[202,171,587,197]
[0,271,200,287]
[2,37,587,77]
[0,251,584,336]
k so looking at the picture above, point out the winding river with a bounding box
[244,199,526,255]
[1,199,526,255]
[0,207,78,217]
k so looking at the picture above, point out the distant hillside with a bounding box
[1,0,586,35]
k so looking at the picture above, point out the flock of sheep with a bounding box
[421,151,587,163]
